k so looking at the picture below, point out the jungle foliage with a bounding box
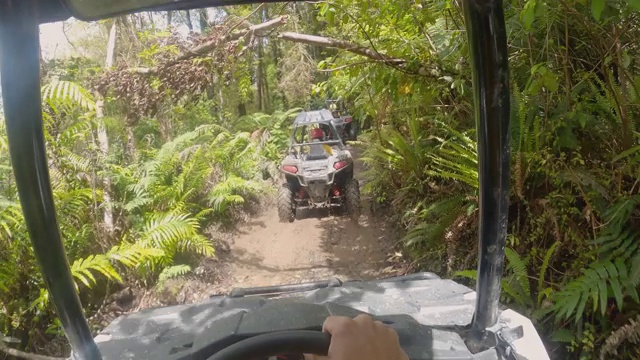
[1,1,640,359]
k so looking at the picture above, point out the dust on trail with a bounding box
[220,146,398,289]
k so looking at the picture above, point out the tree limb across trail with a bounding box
[129,16,289,75]
[280,32,405,65]
[278,32,446,78]
[128,16,449,78]
[179,15,286,62]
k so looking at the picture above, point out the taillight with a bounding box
[345,116,352,123]
[282,165,298,174]
[333,161,349,170]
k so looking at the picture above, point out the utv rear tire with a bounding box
[344,179,361,221]
[278,183,295,223]
[348,124,358,141]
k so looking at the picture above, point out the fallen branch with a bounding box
[280,32,404,65]
[125,16,451,79]
[0,342,65,360]
[279,32,447,78]
[222,3,266,37]
[130,15,288,74]
[179,15,287,62]
[318,60,377,72]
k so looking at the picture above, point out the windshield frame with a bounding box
[0,0,512,358]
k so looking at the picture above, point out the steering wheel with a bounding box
[207,330,331,360]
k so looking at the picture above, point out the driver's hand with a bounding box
[306,314,409,360]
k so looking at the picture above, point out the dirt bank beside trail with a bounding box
[218,145,401,289]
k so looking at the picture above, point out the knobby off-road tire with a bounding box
[348,124,358,141]
[278,183,295,223]
[344,178,361,221]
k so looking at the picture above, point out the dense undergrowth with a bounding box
[2,1,640,358]
[0,87,295,351]
[316,0,640,358]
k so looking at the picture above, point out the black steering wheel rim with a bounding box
[206,330,331,360]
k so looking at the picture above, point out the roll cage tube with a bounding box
[0,0,510,358]
[461,0,511,349]
[0,1,102,359]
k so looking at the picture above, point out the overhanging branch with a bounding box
[130,15,288,74]
[279,32,405,65]
[178,15,287,62]
[126,15,451,79]
[279,31,448,78]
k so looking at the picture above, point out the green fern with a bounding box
[453,269,478,281]
[138,211,214,268]
[158,265,192,283]
[537,241,560,306]
[401,195,470,248]
[41,79,95,112]
[552,195,640,323]
[0,198,23,239]
[453,248,534,308]
[70,242,164,288]
[427,121,478,189]
[70,254,122,288]
[502,248,533,307]
[106,242,164,268]
[208,176,263,214]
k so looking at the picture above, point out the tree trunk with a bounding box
[185,10,193,31]
[147,12,155,29]
[238,103,247,116]
[105,21,117,68]
[167,11,173,26]
[199,9,209,31]
[95,20,117,237]
[158,110,172,142]
[256,41,264,112]
[612,25,633,150]
[124,118,138,163]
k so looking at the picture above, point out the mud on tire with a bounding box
[344,178,361,221]
[278,183,295,223]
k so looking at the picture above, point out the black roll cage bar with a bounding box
[0,1,510,358]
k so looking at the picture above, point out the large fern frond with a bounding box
[208,176,263,214]
[502,248,533,307]
[552,195,640,323]
[428,123,478,189]
[401,195,468,248]
[41,80,95,111]
[107,242,164,268]
[138,212,214,268]
[158,265,192,283]
[70,254,122,288]
[0,198,23,239]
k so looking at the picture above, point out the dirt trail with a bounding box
[101,147,401,317]
[221,146,397,289]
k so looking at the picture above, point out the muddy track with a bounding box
[219,146,398,289]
